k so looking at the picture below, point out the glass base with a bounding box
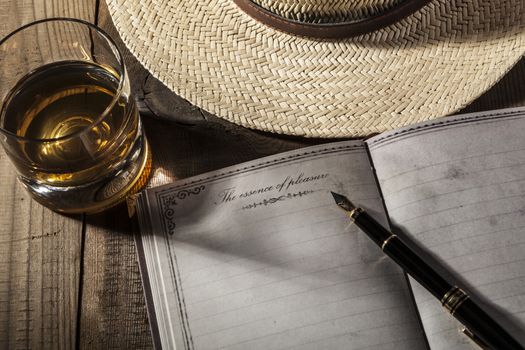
[19,138,152,215]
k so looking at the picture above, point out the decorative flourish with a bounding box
[242,190,314,210]
[160,185,206,235]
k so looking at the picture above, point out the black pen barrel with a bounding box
[454,298,524,350]
[352,210,451,298]
[352,209,524,350]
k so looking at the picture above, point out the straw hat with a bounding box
[107,0,525,137]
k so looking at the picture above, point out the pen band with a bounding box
[381,234,397,251]
[441,286,469,315]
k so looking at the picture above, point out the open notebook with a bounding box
[136,108,525,350]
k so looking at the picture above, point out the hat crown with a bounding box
[250,0,405,23]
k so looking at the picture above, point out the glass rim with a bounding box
[0,17,127,144]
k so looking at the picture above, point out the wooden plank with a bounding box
[77,2,153,349]
[0,1,96,349]
[79,205,153,349]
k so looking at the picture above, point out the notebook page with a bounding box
[368,108,525,350]
[137,141,426,350]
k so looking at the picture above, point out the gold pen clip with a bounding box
[460,327,491,350]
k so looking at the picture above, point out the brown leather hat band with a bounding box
[233,0,432,39]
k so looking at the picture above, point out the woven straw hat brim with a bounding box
[107,0,525,138]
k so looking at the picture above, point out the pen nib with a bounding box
[330,191,356,212]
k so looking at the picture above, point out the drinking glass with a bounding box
[0,18,151,214]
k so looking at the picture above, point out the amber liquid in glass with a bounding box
[0,61,150,213]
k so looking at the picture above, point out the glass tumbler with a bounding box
[0,18,151,214]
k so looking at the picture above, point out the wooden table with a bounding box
[0,1,523,349]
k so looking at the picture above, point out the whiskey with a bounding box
[0,61,150,213]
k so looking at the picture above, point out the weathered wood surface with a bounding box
[1,0,524,349]
[79,205,152,349]
[0,1,95,349]
[76,3,153,349]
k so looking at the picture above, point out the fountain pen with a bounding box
[330,192,524,350]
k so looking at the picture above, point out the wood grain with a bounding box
[78,205,152,349]
[0,1,96,349]
[77,2,154,349]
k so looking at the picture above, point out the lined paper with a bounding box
[368,109,525,350]
[139,141,426,350]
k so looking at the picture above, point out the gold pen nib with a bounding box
[330,191,356,212]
